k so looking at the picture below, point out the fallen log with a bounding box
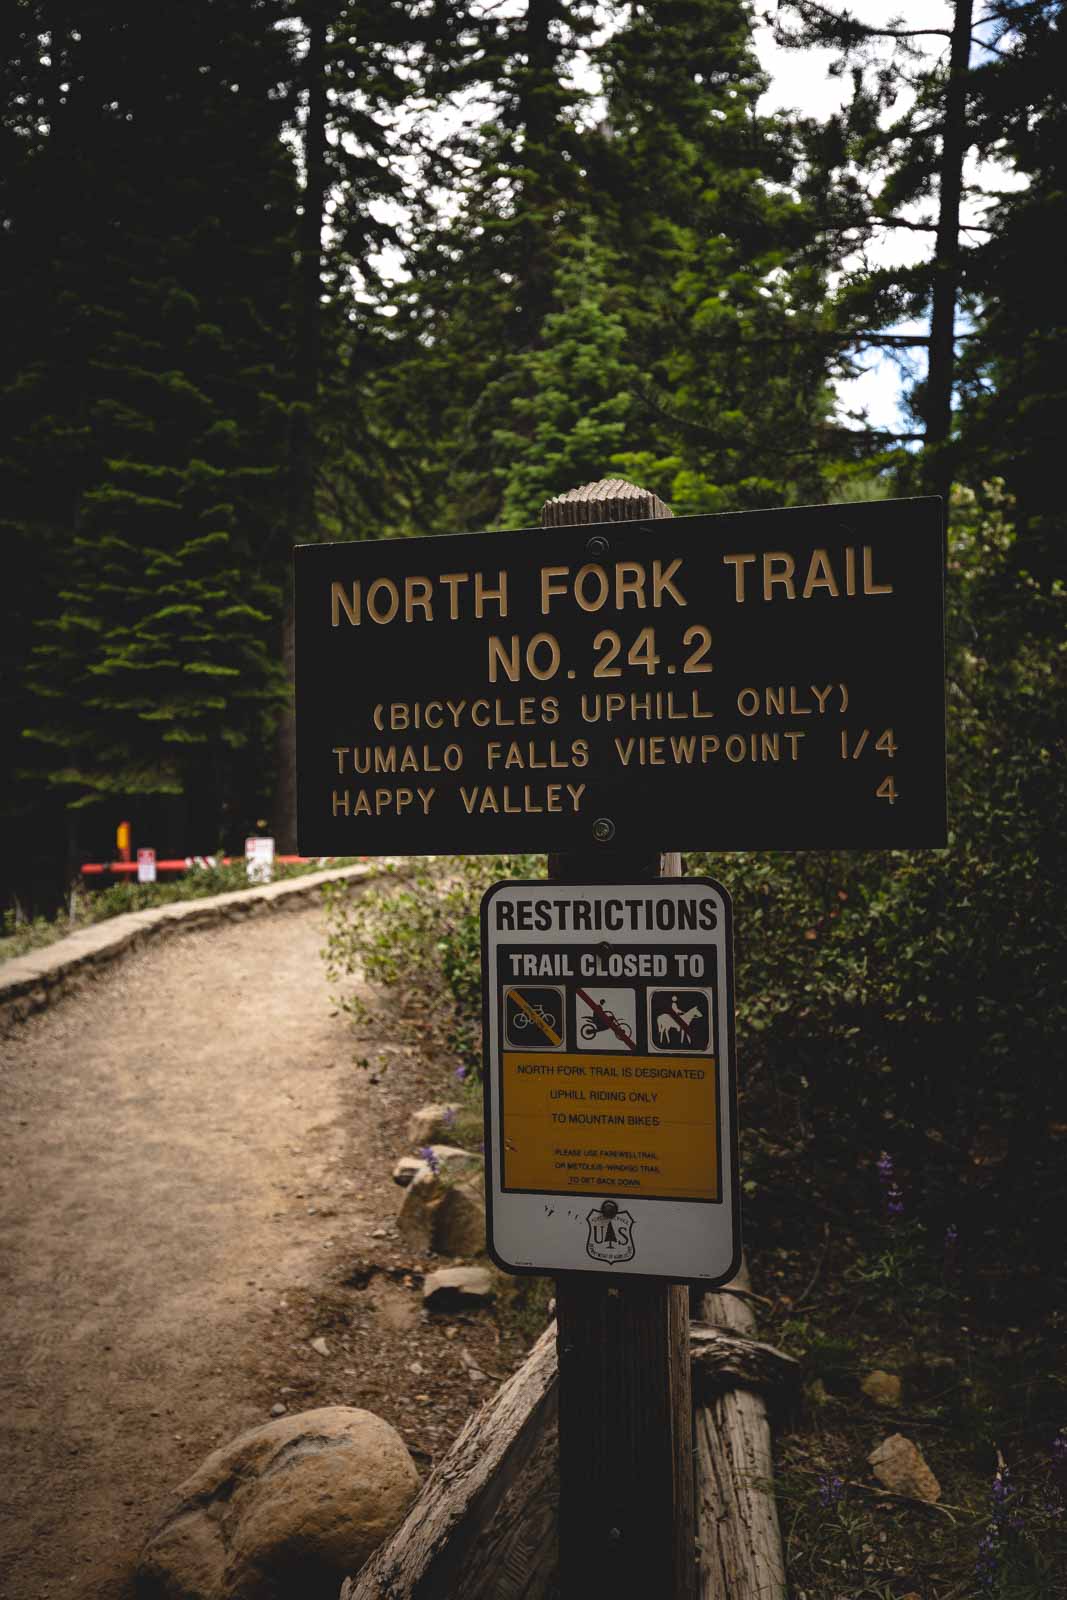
[345,1323,560,1600]
[693,1264,790,1600]
[344,1284,795,1600]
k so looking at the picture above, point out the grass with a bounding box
[1,857,361,965]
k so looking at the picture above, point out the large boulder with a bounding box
[138,1407,419,1600]
[432,1174,486,1257]
[406,1103,461,1145]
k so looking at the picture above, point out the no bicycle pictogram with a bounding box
[504,986,564,1048]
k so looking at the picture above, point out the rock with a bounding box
[391,1156,426,1188]
[310,1337,330,1357]
[432,1174,486,1258]
[425,1144,482,1173]
[138,1406,419,1600]
[396,1168,442,1253]
[868,1434,941,1502]
[861,1370,902,1407]
[407,1104,461,1145]
[423,1266,494,1310]
[270,1404,287,1418]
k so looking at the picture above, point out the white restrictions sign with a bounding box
[481,879,740,1283]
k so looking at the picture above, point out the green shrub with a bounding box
[323,855,544,1077]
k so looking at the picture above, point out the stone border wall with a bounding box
[0,862,388,1034]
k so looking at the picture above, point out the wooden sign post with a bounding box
[542,480,695,1600]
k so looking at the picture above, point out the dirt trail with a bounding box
[0,896,445,1600]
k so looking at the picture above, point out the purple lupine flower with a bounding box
[817,1473,844,1508]
[1053,1433,1067,1475]
[416,1145,441,1176]
[442,1107,457,1128]
[943,1222,960,1276]
[454,1064,469,1082]
[876,1151,905,1220]
[976,1459,1020,1589]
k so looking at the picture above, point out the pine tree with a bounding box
[494,220,639,527]
[370,0,597,535]
[589,0,835,513]
[8,0,299,879]
[957,0,1065,584]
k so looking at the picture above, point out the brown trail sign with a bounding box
[294,483,945,859]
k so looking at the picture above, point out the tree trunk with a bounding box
[692,1263,789,1600]
[922,0,973,501]
[346,1323,561,1600]
[275,6,328,852]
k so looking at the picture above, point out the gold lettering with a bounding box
[863,546,892,594]
[566,783,587,811]
[332,788,350,815]
[651,558,686,608]
[488,636,520,684]
[417,787,435,814]
[763,553,796,601]
[615,562,647,609]
[760,733,781,761]
[366,578,399,624]
[331,581,360,626]
[540,565,569,614]
[737,689,759,717]
[802,548,839,598]
[845,547,857,596]
[527,633,561,681]
[440,572,469,618]
[404,577,433,622]
[475,570,508,618]
[574,564,609,612]
[788,686,811,715]
[333,746,348,773]
[811,684,832,714]
[723,553,756,602]
[784,732,805,759]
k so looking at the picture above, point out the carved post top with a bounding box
[539,477,673,527]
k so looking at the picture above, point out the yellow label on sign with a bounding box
[501,1051,719,1201]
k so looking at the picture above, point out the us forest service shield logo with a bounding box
[586,1201,636,1265]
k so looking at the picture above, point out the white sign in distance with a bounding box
[481,879,740,1283]
[245,835,276,884]
[136,848,156,884]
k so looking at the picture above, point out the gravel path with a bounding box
[0,900,390,1600]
